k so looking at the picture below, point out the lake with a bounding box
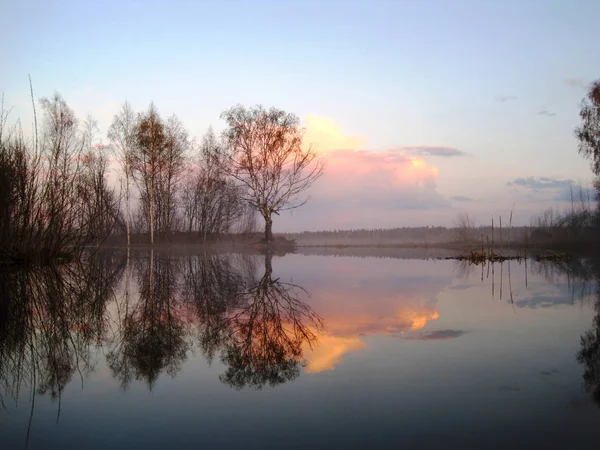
[1,249,600,449]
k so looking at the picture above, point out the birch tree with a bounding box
[132,103,165,245]
[108,102,136,246]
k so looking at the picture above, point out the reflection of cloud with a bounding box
[303,115,365,154]
[398,146,469,158]
[514,295,574,309]
[301,302,440,373]
[404,329,466,340]
[303,332,366,373]
[307,275,443,339]
[328,306,440,337]
[537,108,556,117]
[287,258,452,372]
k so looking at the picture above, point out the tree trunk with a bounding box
[149,183,155,245]
[264,214,273,243]
[264,251,273,277]
[125,172,131,247]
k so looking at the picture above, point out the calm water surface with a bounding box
[1,250,600,449]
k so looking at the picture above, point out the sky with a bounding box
[2,0,600,231]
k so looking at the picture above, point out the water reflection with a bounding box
[571,255,600,407]
[452,252,600,407]
[106,251,190,390]
[578,290,600,405]
[3,249,600,448]
[0,252,125,445]
[218,253,322,389]
[103,251,323,390]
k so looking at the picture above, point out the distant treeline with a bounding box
[286,214,600,250]
[285,225,531,247]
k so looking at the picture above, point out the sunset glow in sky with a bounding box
[3,0,599,231]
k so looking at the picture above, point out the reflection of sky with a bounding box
[273,255,599,374]
[273,255,451,372]
[2,253,600,450]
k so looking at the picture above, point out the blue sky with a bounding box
[3,0,599,230]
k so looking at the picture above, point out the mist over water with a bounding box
[1,249,600,449]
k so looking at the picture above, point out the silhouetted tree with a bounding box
[576,80,600,177]
[0,91,118,261]
[220,105,324,243]
[576,79,600,213]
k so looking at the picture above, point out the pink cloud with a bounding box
[276,147,450,231]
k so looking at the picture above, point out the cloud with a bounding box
[537,108,556,117]
[303,115,365,154]
[507,176,595,204]
[276,116,454,230]
[288,149,450,227]
[450,195,474,202]
[496,95,518,103]
[508,176,574,190]
[397,146,469,158]
[564,77,586,88]
[404,329,466,341]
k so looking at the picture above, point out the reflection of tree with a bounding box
[577,289,600,405]
[176,251,322,389]
[532,258,596,304]
[0,252,124,443]
[218,253,323,390]
[181,253,253,362]
[3,249,324,405]
[106,250,190,390]
[571,253,600,406]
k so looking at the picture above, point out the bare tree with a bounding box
[132,103,166,244]
[576,80,600,177]
[80,115,119,241]
[159,114,188,240]
[220,105,324,243]
[0,90,122,262]
[575,79,600,221]
[108,102,137,246]
[453,212,476,242]
[180,128,247,242]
